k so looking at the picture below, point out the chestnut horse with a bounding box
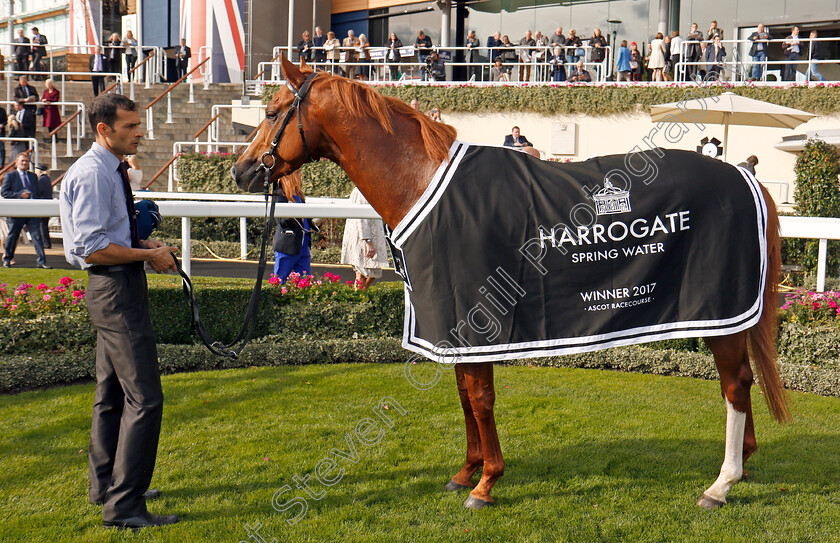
[232,56,789,511]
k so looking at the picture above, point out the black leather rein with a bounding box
[172,72,319,359]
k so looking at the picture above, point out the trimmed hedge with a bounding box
[263,83,840,116]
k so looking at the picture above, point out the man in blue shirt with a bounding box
[59,93,178,530]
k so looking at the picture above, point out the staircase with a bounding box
[28,81,249,191]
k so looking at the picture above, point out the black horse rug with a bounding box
[386,142,768,364]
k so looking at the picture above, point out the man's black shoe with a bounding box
[37,264,53,269]
[103,511,179,530]
[91,488,162,506]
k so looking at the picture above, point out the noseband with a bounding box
[257,71,319,184]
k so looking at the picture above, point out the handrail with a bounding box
[0,148,32,177]
[145,57,210,110]
[144,154,180,189]
[49,108,81,138]
[51,172,64,187]
[127,49,155,78]
[193,113,220,140]
[103,79,121,94]
[254,54,280,79]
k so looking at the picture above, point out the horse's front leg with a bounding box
[446,364,484,491]
[462,362,504,510]
[699,334,753,509]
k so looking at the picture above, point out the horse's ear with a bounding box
[299,57,310,71]
[280,53,306,88]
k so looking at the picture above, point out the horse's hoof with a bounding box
[697,493,725,509]
[464,495,494,510]
[445,479,472,492]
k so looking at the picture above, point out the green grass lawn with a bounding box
[2,363,840,542]
[0,268,257,289]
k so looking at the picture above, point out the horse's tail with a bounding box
[749,185,790,423]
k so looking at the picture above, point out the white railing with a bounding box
[0,42,165,84]
[3,70,121,104]
[263,44,612,83]
[0,199,837,289]
[209,104,266,147]
[0,137,39,164]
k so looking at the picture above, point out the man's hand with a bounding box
[140,239,167,249]
[146,244,178,273]
[21,190,31,199]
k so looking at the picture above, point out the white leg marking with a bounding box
[702,399,746,504]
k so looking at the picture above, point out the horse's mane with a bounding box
[323,76,457,164]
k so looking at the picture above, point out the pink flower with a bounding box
[36,283,48,291]
[59,277,72,286]
[829,301,838,309]
[10,304,16,310]
[61,297,66,303]
[813,302,820,310]
[43,294,50,301]
[268,276,281,286]
[280,287,287,295]
[72,290,83,298]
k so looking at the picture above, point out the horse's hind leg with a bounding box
[698,332,755,509]
[461,362,504,510]
[446,364,483,491]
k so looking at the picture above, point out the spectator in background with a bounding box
[355,33,371,80]
[427,49,446,81]
[748,24,770,81]
[13,29,30,73]
[670,31,683,80]
[297,30,313,63]
[341,187,390,290]
[324,31,341,75]
[504,126,533,148]
[662,34,673,80]
[486,31,502,62]
[175,38,191,79]
[499,35,516,64]
[630,41,643,81]
[783,26,801,81]
[548,46,566,82]
[615,40,631,81]
[123,30,138,81]
[737,155,759,176]
[490,57,510,81]
[427,105,443,122]
[105,32,123,80]
[8,104,26,157]
[550,27,566,47]
[341,30,359,77]
[0,103,6,167]
[704,34,726,80]
[568,59,592,82]
[648,32,667,81]
[518,30,536,82]
[1,153,49,268]
[41,78,61,133]
[685,23,704,80]
[89,45,106,96]
[272,171,317,281]
[410,98,419,109]
[808,30,827,82]
[533,30,550,80]
[565,29,583,66]
[313,26,327,64]
[33,163,52,249]
[386,32,403,81]
[465,30,480,80]
[30,27,47,77]
[589,28,607,80]
[13,75,38,139]
[126,154,144,191]
[707,20,724,41]
[415,30,433,77]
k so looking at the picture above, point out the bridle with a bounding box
[173,71,320,359]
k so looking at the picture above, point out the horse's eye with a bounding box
[266,112,277,121]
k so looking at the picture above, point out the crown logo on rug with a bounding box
[594,180,631,216]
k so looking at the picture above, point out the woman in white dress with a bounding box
[340,187,389,289]
[647,32,667,81]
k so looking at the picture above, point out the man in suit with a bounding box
[747,24,770,81]
[1,152,49,268]
[34,164,53,248]
[30,27,48,77]
[312,26,327,64]
[0,104,7,167]
[13,29,30,73]
[503,126,533,148]
[13,75,38,139]
[89,45,106,96]
[175,38,191,79]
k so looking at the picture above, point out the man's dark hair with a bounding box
[747,155,759,166]
[31,27,38,32]
[88,93,137,132]
[512,126,520,131]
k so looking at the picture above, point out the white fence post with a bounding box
[817,238,828,293]
[240,217,248,259]
[182,216,191,277]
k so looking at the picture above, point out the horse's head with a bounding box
[232,55,324,192]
